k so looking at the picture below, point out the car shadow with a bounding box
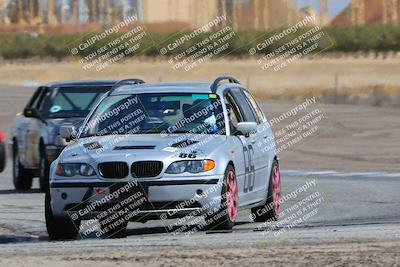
[37,221,253,242]
[123,221,250,237]
[0,188,42,195]
[0,234,42,244]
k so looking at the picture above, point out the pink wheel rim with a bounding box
[272,165,281,216]
[226,171,238,222]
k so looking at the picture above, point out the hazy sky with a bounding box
[297,0,350,17]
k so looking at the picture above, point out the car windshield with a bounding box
[80,93,226,137]
[41,86,111,119]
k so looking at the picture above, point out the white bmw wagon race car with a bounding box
[46,77,281,240]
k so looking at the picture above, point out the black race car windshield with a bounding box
[80,93,226,137]
[42,86,111,119]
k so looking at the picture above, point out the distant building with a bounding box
[138,0,217,31]
[331,0,400,26]
[0,0,324,33]
[139,0,309,31]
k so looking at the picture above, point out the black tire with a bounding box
[39,146,49,193]
[13,144,33,191]
[205,165,238,230]
[45,190,80,240]
[0,142,6,173]
[251,160,281,222]
[99,218,128,239]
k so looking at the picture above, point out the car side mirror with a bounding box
[236,122,257,136]
[60,125,77,142]
[23,108,41,119]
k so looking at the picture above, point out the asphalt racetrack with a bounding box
[0,166,399,266]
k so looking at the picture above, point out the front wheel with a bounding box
[13,145,33,190]
[39,147,49,193]
[45,191,80,240]
[205,165,238,230]
[251,160,281,222]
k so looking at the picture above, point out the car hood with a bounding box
[60,134,228,162]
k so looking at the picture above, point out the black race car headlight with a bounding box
[165,160,215,174]
[55,163,96,177]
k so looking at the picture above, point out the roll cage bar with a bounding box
[210,76,240,93]
[108,78,145,95]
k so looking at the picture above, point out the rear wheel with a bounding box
[45,190,80,240]
[0,142,5,172]
[206,165,238,230]
[13,144,33,191]
[251,160,281,222]
[39,146,49,193]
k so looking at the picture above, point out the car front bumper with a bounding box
[49,177,224,222]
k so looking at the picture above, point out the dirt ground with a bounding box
[0,240,399,267]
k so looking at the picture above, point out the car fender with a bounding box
[205,136,246,201]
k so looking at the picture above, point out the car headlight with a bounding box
[165,160,215,174]
[55,163,96,177]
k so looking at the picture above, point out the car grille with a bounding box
[98,162,129,179]
[131,161,163,178]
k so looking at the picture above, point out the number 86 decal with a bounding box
[243,145,255,193]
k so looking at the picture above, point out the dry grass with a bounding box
[1,57,400,103]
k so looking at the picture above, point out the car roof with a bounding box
[111,82,238,95]
[43,80,117,88]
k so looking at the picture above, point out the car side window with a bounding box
[229,88,258,123]
[36,87,50,112]
[224,94,243,133]
[242,90,266,123]
[26,87,43,109]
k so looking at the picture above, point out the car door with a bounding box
[24,87,48,168]
[225,88,265,204]
[241,89,272,193]
[16,87,40,167]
